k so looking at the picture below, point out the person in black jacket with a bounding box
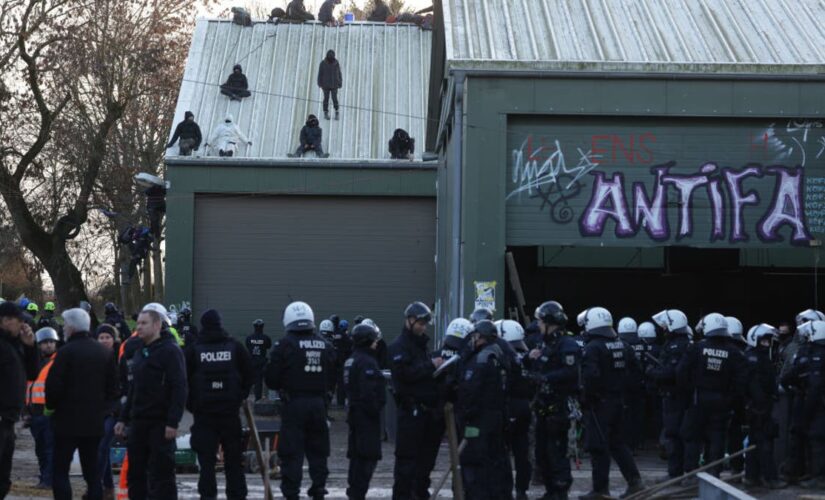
[104,302,132,343]
[388,301,444,500]
[266,302,335,500]
[344,323,386,500]
[93,325,120,499]
[318,0,341,26]
[800,320,825,489]
[499,320,533,500]
[389,129,415,160]
[186,309,254,500]
[0,301,38,499]
[288,114,328,158]
[220,64,251,101]
[246,319,272,401]
[286,0,314,21]
[317,50,342,120]
[368,0,390,22]
[114,304,187,500]
[45,309,119,500]
[176,307,198,347]
[166,111,202,156]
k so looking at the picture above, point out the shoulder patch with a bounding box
[565,355,576,366]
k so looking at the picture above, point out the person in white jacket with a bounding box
[205,114,252,157]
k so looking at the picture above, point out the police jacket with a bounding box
[121,334,187,428]
[676,336,747,403]
[185,327,254,416]
[344,347,386,417]
[245,330,272,365]
[745,346,779,413]
[781,342,813,392]
[374,338,389,369]
[458,342,506,422]
[648,334,691,395]
[389,328,438,408]
[177,320,198,347]
[582,334,640,402]
[0,328,39,422]
[265,328,335,398]
[45,332,119,437]
[526,333,581,399]
[802,342,825,424]
[105,313,133,343]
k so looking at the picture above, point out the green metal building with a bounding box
[428,0,825,331]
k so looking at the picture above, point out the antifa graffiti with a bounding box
[508,129,821,246]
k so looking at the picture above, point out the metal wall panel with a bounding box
[192,195,436,339]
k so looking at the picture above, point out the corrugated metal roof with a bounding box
[169,19,431,160]
[443,0,825,74]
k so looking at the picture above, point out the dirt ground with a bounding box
[5,405,816,499]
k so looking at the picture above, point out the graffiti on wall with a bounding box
[508,122,825,246]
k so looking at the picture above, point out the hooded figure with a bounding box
[288,114,328,158]
[317,49,343,120]
[368,0,390,22]
[318,0,341,25]
[286,0,314,21]
[206,114,251,157]
[167,111,202,156]
[220,64,251,100]
[388,128,415,159]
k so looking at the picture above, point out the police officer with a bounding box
[636,321,661,446]
[799,319,825,489]
[344,323,386,500]
[104,302,132,343]
[388,301,444,500]
[677,313,748,478]
[319,319,335,344]
[647,309,692,481]
[185,309,254,500]
[457,320,508,499]
[265,301,335,500]
[526,300,579,500]
[331,318,353,407]
[362,319,389,369]
[114,304,187,500]
[469,307,493,324]
[725,316,748,476]
[579,308,644,499]
[36,302,63,343]
[743,323,786,490]
[500,319,534,500]
[245,319,272,401]
[617,317,645,451]
[176,306,198,347]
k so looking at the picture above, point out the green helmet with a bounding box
[27,303,39,313]
[44,301,56,312]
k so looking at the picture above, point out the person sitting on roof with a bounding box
[389,128,415,160]
[220,64,251,101]
[166,111,202,156]
[318,0,341,26]
[286,0,315,22]
[205,114,252,157]
[368,0,391,22]
[288,114,329,158]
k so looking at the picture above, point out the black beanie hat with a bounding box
[95,324,118,340]
[201,309,222,329]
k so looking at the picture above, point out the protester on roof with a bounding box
[166,111,202,156]
[219,64,251,101]
[368,0,391,22]
[286,0,315,22]
[389,129,415,160]
[288,114,329,158]
[318,0,341,26]
[205,114,252,157]
[317,50,343,121]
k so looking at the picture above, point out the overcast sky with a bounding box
[202,0,433,17]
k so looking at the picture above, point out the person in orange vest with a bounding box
[26,327,59,490]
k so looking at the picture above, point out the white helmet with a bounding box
[446,318,473,339]
[361,318,381,338]
[617,317,637,334]
[796,320,815,341]
[283,301,315,331]
[319,319,334,333]
[168,312,178,325]
[638,322,657,339]
[35,327,59,343]
[578,307,614,337]
[747,323,778,347]
[726,316,743,336]
[795,308,825,326]
[142,302,171,325]
[498,320,525,342]
[652,309,689,333]
[807,320,825,342]
[699,313,729,337]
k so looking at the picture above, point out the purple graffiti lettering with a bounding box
[757,166,812,244]
[723,166,763,242]
[661,171,709,240]
[632,164,670,241]
[701,163,726,242]
[579,172,634,237]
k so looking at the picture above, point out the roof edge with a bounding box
[165,157,439,170]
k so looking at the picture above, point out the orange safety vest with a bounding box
[118,332,138,362]
[26,354,56,406]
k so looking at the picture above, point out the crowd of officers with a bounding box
[3,297,825,500]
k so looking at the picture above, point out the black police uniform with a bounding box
[526,331,580,498]
[185,326,254,500]
[457,341,508,500]
[727,339,748,474]
[176,318,198,347]
[802,341,825,487]
[582,330,643,496]
[647,332,691,478]
[245,327,272,400]
[744,342,782,485]
[332,326,353,406]
[507,343,534,498]
[105,312,133,344]
[344,346,386,500]
[265,327,335,500]
[120,332,187,500]
[619,329,645,450]
[388,328,443,500]
[780,342,813,481]
[637,338,662,443]
[677,334,747,476]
